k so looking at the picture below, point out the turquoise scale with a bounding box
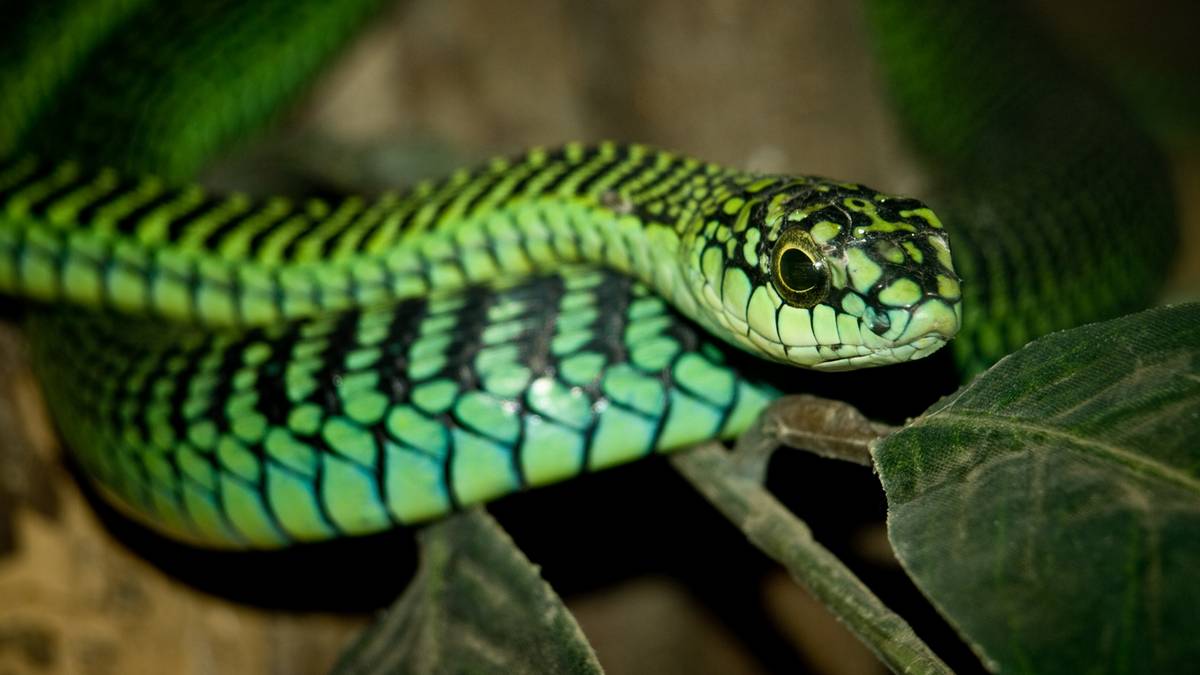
[28,268,778,547]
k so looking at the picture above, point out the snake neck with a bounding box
[0,143,764,329]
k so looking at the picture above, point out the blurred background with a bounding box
[1,1,1196,673]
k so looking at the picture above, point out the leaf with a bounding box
[872,303,1200,674]
[330,509,604,675]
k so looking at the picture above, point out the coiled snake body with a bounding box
[0,0,1177,547]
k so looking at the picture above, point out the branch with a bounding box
[671,440,950,675]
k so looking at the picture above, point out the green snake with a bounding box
[0,0,1176,548]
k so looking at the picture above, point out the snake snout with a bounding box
[899,299,960,345]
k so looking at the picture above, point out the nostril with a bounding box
[866,308,891,336]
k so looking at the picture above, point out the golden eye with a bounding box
[771,228,829,307]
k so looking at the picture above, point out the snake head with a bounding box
[690,177,962,370]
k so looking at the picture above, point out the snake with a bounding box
[0,0,1177,548]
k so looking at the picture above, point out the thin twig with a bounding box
[732,394,899,482]
[671,443,951,675]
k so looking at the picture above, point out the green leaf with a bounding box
[331,509,604,675]
[872,304,1200,674]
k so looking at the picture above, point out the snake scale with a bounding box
[0,0,1177,548]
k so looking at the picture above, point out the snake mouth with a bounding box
[774,297,959,370]
[809,334,949,371]
[804,297,960,371]
[875,297,961,347]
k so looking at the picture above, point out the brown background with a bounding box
[1,1,1197,674]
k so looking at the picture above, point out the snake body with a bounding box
[0,0,1177,547]
[29,268,779,546]
[863,0,1177,376]
[2,146,957,546]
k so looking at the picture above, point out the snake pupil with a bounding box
[779,248,822,292]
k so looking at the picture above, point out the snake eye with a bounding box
[771,228,829,308]
[779,248,822,292]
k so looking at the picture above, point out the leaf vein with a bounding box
[922,412,1200,495]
